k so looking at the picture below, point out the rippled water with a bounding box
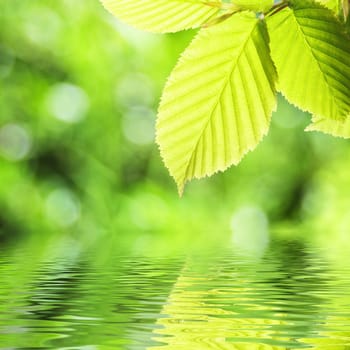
[1,240,350,349]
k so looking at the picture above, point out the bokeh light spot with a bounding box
[0,123,32,161]
[45,83,89,123]
[45,188,80,227]
[122,106,155,145]
[231,206,269,256]
[23,7,62,47]
[116,73,155,108]
[110,20,161,51]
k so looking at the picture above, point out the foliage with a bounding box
[101,0,350,193]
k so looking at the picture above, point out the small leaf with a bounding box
[306,116,350,138]
[156,13,277,194]
[267,0,350,121]
[100,0,222,33]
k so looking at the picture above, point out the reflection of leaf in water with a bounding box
[148,251,350,350]
[147,262,289,350]
[299,314,350,349]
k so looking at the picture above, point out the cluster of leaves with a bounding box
[101,0,350,194]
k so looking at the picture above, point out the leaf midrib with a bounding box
[182,19,259,184]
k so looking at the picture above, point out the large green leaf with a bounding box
[156,13,277,194]
[267,0,350,121]
[100,0,222,33]
[306,116,350,137]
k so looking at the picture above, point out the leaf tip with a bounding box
[177,183,185,197]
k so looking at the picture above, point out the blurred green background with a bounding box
[1,0,350,257]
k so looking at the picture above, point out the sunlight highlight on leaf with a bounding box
[316,0,339,13]
[156,13,277,194]
[100,0,222,33]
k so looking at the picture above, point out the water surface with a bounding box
[1,240,350,349]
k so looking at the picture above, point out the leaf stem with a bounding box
[265,1,289,17]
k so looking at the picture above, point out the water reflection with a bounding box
[0,240,350,349]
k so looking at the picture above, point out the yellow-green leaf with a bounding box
[100,0,222,33]
[232,0,274,12]
[156,13,277,194]
[267,0,350,121]
[306,115,350,138]
[316,0,339,13]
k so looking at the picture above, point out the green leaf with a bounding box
[100,0,222,33]
[267,0,350,121]
[156,13,277,194]
[305,116,350,138]
[229,0,273,12]
[316,0,339,13]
